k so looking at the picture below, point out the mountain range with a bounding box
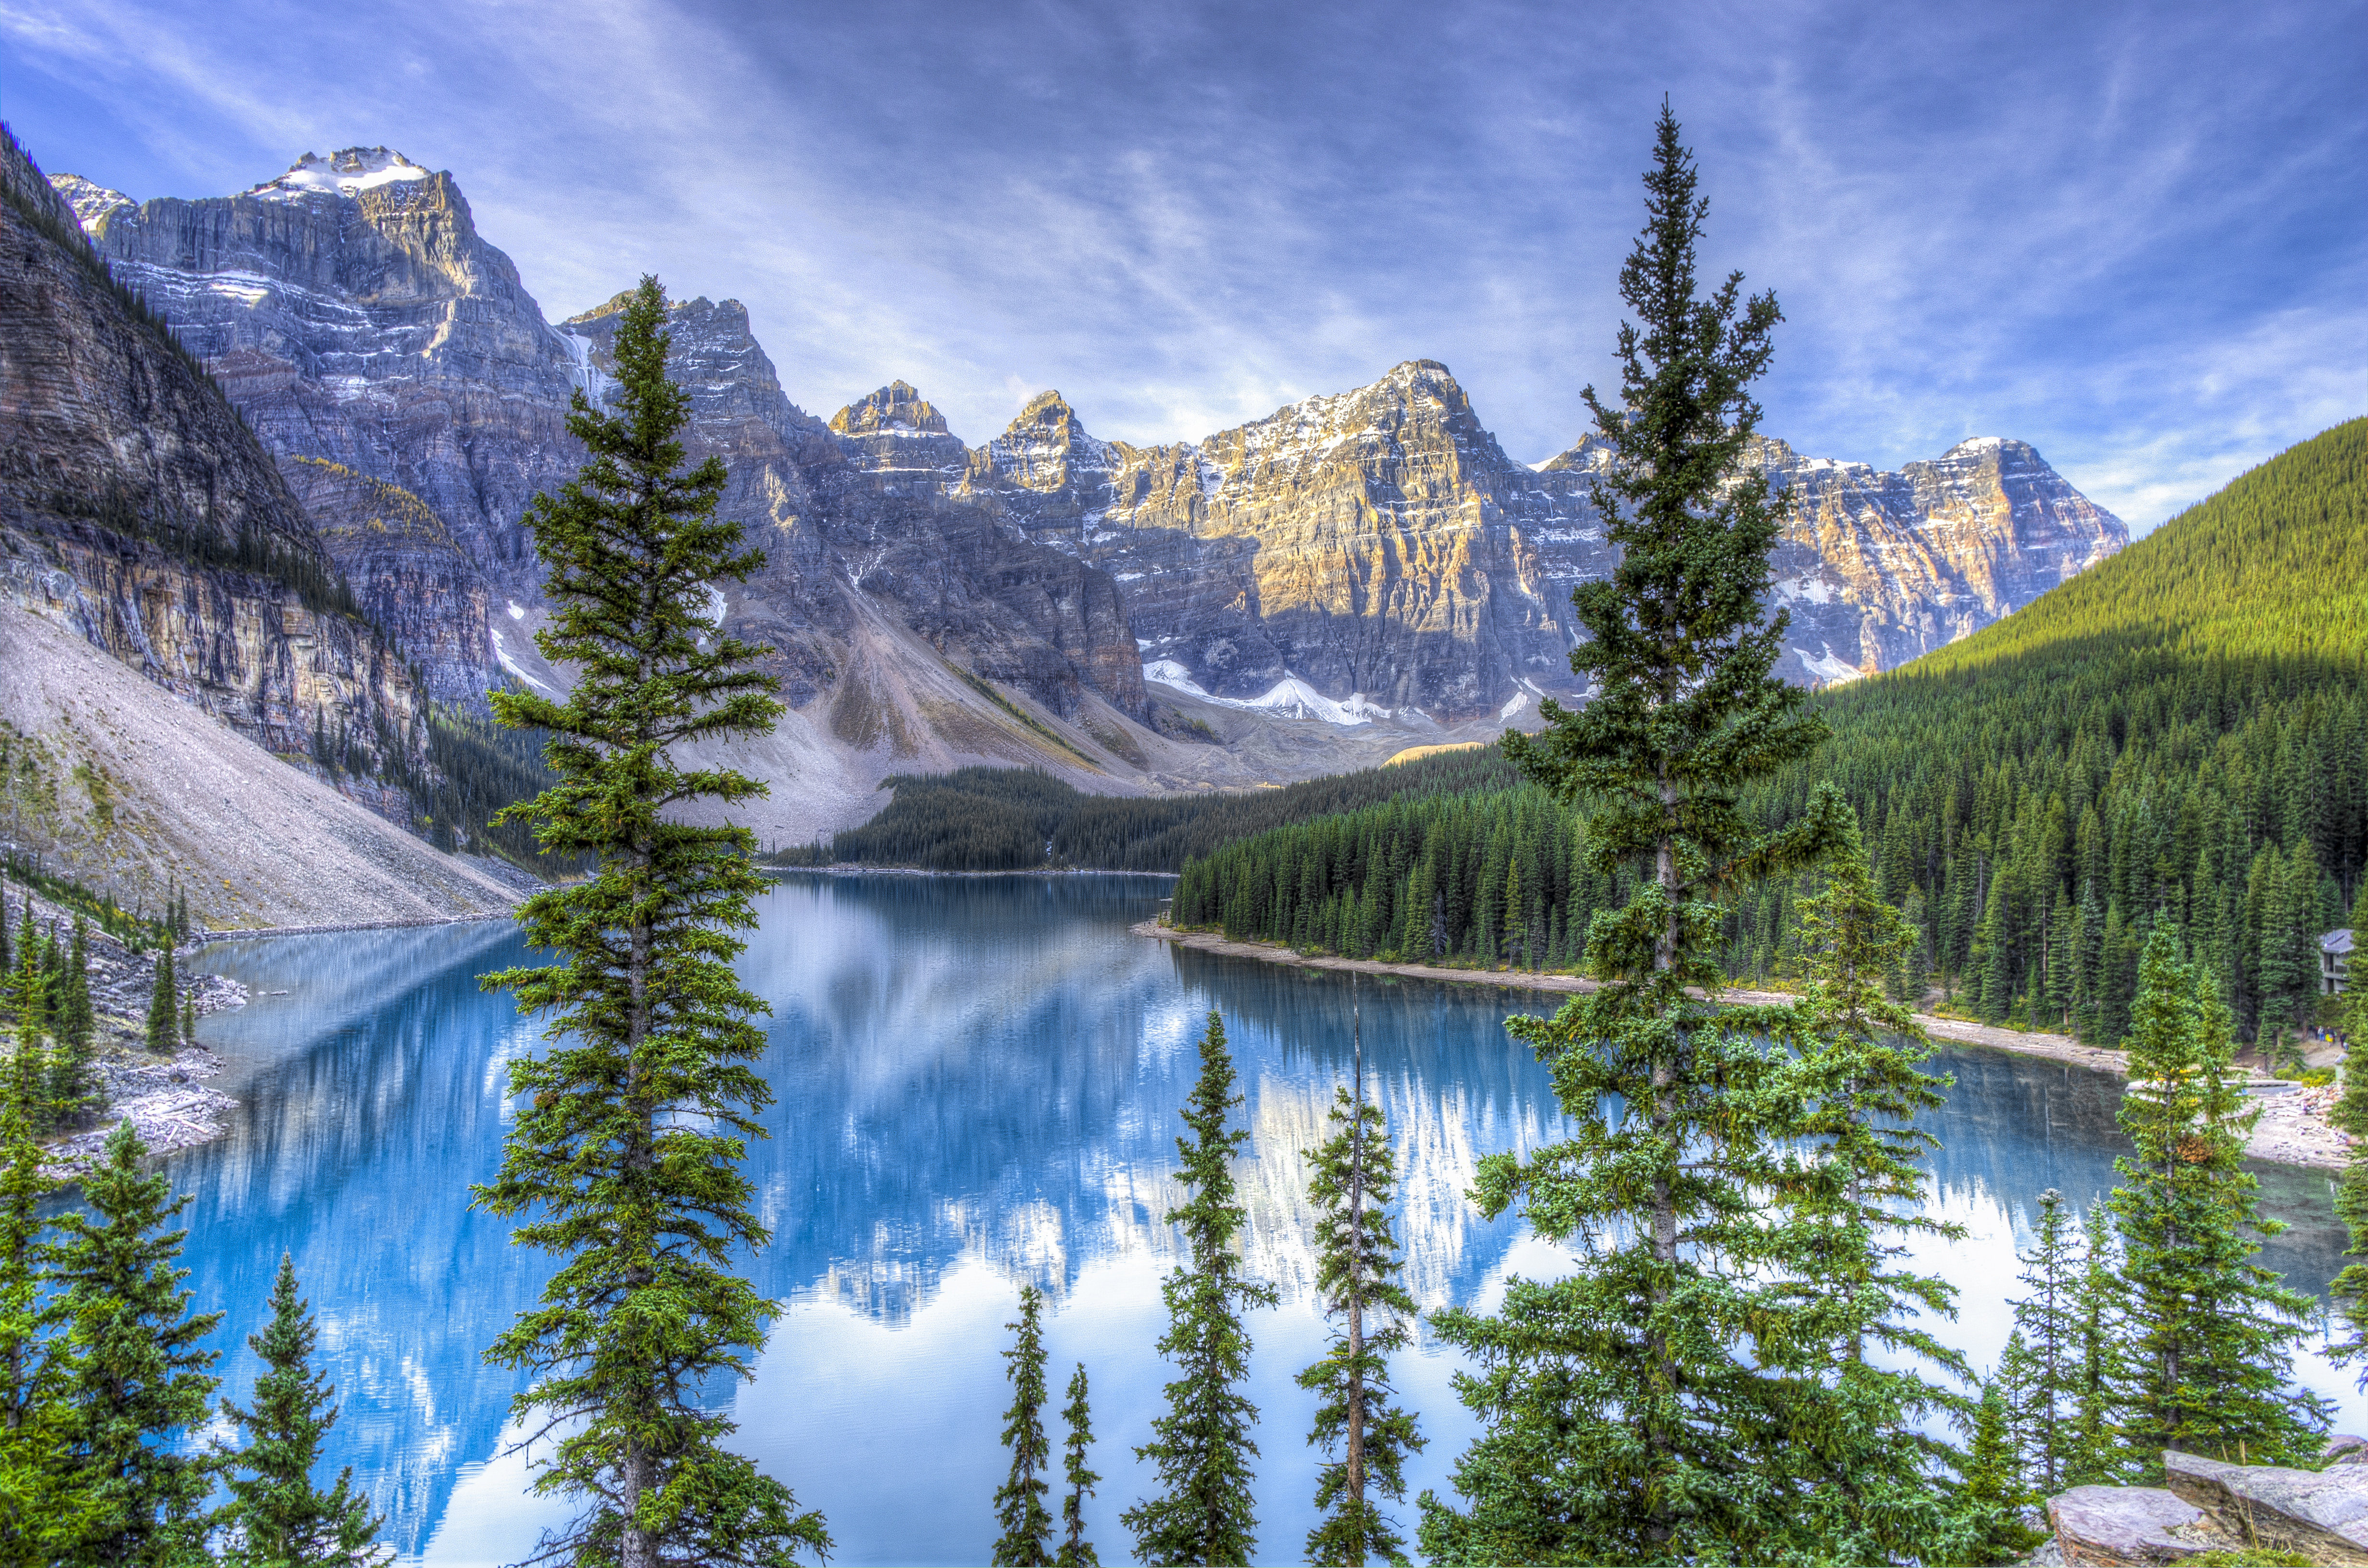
[5,134,2130,904]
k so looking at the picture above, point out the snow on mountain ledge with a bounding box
[253,148,434,202]
[48,173,133,230]
[1144,662,1395,726]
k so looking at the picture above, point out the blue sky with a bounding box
[4,0,2361,530]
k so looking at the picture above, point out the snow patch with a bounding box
[1142,663,1393,727]
[506,601,526,622]
[491,628,557,694]
[1499,690,1531,720]
[1774,575,1836,605]
[1792,645,1864,685]
[700,584,728,627]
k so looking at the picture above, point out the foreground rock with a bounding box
[2166,1448,2368,1564]
[2046,1485,2230,1564]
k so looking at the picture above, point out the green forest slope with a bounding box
[1170,418,2368,1051]
[764,746,1523,874]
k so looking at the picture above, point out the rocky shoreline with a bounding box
[1135,921,2353,1171]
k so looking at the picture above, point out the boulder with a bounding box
[2046,1485,2219,1564]
[2164,1448,2368,1564]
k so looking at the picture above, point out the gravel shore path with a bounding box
[1135,921,2352,1170]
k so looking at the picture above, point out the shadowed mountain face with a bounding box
[0,130,443,880]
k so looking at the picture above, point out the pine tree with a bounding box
[1123,1012,1275,1565]
[144,946,176,1054]
[1056,1364,1098,1568]
[45,920,97,1131]
[1765,792,1973,1561]
[2110,928,2328,1474]
[993,1285,1054,1567]
[10,940,48,1139]
[471,276,825,1568]
[60,919,90,1057]
[1957,1380,2043,1565]
[44,1121,222,1566]
[1423,105,1828,1564]
[213,1253,386,1566]
[2006,1190,2079,1494]
[0,1008,87,1567]
[2066,1204,2128,1487]
[1298,985,1423,1567]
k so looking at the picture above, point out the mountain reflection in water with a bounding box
[155,873,2357,1566]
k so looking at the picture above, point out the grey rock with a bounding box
[0,127,434,839]
[2165,1446,2368,1563]
[2329,1433,2368,1464]
[66,147,581,595]
[2045,1485,2217,1565]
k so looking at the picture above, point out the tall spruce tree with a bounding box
[1057,1364,1098,1568]
[47,919,98,1131]
[2006,1190,2079,1494]
[1420,104,1830,1564]
[473,276,825,1568]
[2334,882,2368,1367]
[44,1121,221,1567]
[1957,1381,2042,1565]
[2066,1204,2129,1488]
[10,943,47,1139]
[1297,985,1423,1568]
[2110,928,2328,1473]
[0,1006,86,1566]
[144,946,176,1054]
[1123,1012,1275,1565]
[213,1253,386,1567]
[993,1286,1054,1567]
[1765,792,1974,1561]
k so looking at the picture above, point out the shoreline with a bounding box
[763,864,1180,881]
[193,911,516,943]
[1135,921,2351,1170]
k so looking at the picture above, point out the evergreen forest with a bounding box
[766,747,1520,874]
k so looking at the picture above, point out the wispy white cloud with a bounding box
[1,0,2359,528]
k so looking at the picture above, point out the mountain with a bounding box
[956,361,2124,707]
[1743,433,2128,682]
[50,142,2131,843]
[0,127,517,924]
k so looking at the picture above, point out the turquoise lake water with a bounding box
[163,872,2362,1565]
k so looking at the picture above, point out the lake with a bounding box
[161,872,2362,1565]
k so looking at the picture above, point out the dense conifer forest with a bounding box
[766,747,1521,874]
[1172,419,2368,1050]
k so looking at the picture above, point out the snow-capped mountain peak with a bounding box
[254,147,436,202]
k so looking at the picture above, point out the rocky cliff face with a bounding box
[0,128,434,829]
[1750,434,2128,682]
[277,458,497,709]
[960,363,1585,721]
[552,301,1149,725]
[65,148,580,594]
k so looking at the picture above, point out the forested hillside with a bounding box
[767,747,1521,873]
[1172,419,2368,1050]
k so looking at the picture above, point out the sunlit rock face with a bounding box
[1747,435,2130,684]
[960,363,1590,722]
[958,365,2126,713]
